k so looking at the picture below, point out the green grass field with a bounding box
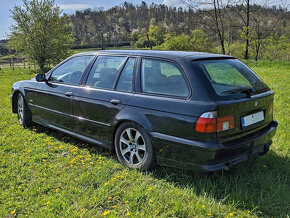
[0,60,289,217]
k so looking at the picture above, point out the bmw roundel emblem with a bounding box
[254,101,258,107]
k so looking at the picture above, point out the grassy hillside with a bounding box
[0,61,289,217]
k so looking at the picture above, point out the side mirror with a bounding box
[35,74,47,82]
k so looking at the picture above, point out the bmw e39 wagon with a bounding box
[11,50,278,171]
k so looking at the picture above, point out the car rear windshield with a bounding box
[195,59,269,97]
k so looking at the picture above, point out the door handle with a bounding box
[65,92,73,97]
[110,99,120,105]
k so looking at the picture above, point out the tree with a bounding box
[187,0,228,54]
[159,29,212,52]
[8,0,74,72]
[0,44,10,56]
[136,25,164,49]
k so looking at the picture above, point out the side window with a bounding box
[116,58,136,92]
[141,59,189,97]
[86,56,127,89]
[49,56,94,85]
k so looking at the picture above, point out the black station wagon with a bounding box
[11,50,278,171]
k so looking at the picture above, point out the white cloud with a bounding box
[162,0,192,8]
[58,4,92,11]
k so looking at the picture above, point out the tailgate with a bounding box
[217,91,274,143]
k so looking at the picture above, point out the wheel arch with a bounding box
[110,109,153,152]
[12,90,24,113]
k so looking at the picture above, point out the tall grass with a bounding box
[0,60,289,217]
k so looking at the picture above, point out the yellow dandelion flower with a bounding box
[126,212,131,216]
[103,210,110,216]
[125,200,129,204]
[155,210,159,213]
[247,210,251,213]
[81,209,85,213]
[10,210,16,215]
[202,205,206,208]
[111,205,117,208]
[45,201,50,205]
[147,187,152,191]
[229,212,234,216]
[59,145,64,149]
[104,182,109,187]
[28,150,31,153]
[149,199,153,203]
[108,196,112,200]
[207,213,212,216]
[42,159,46,162]
[55,188,60,192]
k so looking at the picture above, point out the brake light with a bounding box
[195,112,235,133]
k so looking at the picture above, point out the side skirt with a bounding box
[32,116,111,150]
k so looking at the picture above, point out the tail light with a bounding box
[195,111,235,133]
[217,116,234,132]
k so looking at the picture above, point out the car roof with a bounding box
[74,50,234,61]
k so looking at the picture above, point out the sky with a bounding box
[0,0,288,40]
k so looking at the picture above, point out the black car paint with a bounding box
[11,50,278,171]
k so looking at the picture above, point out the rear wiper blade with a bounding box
[221,87,253,97]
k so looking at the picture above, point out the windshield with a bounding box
[195,59,269,97]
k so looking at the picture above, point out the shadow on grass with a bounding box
[153,152,290,216]
[31,124,290,217]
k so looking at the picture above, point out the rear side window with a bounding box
[86,56,127,89]
[141,59,189,97]
[197,59,269,96]
[116,58,136,92]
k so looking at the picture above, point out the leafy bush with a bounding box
[157,29,213,52]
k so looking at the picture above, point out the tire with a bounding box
[114,122,156,171]
[17,93,33,128]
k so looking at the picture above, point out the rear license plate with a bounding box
[241,111,264,128]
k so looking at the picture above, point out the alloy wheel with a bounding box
[17,96,24,124]
[119,128,146,166]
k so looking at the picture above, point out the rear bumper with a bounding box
[153,120,278,172]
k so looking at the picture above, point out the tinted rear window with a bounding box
[196,59,269,97]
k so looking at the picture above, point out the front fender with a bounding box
[11,80,36,113]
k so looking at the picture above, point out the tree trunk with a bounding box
[245,0,250,59]
[255,43,261,61]
[39,63,45,73]
[101,33,105,50]
[146,33,152,49]
[38,57,45,73]
[220,39,225,54]
[213,0,225,54]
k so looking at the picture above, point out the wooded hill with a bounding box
[68,2,290,60]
